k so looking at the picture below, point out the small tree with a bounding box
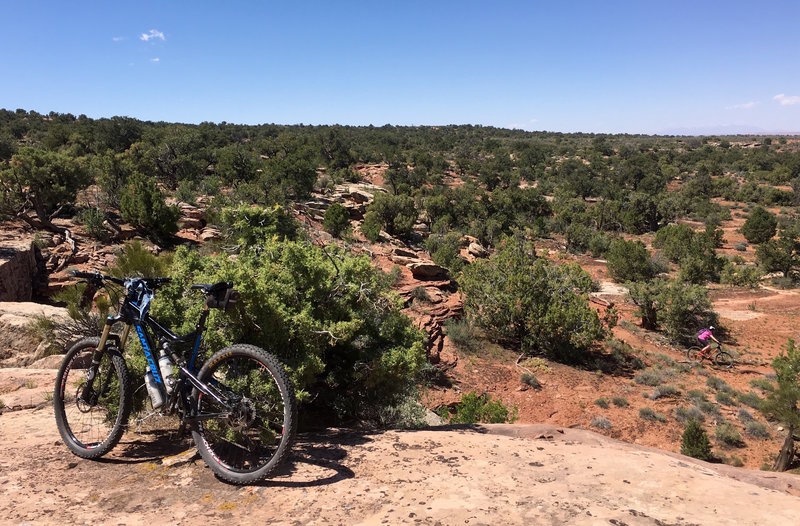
[119,172,180,240]
[1,147,89,232]
[760,339,800,471]
[606,239,656,283]
[741,206,777,244]
[756,227,800,280]
[626,278,716,342]
[365,192,418,238]
[322,202,350,237]
[681,418,713,460]
[461,239,606,360]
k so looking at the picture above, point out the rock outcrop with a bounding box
[0,302,70,367]
[0,237,40,302]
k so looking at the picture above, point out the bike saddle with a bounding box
[190,281,233,294]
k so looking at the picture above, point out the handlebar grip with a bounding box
[69,270,103,281]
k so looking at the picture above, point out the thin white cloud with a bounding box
[726,101,759,110]
[140,29,165,42]
[774,93,800,106]
[150,57,160,63]
[112,36,125,42]
[508,119,539,130]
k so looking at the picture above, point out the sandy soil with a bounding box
[1,404,799,526]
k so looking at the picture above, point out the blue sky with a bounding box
[2,1,799,134]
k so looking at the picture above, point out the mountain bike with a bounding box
[686,342,734,369]
[53,270,297,484]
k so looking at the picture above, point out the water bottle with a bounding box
[144,366,164,409]
[158,351,175,395]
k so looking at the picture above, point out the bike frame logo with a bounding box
[135,324,162,383]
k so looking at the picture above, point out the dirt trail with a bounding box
[1,404,799,525]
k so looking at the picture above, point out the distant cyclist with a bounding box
[697,326,720,357]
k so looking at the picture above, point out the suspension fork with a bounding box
[81,316,115,402]
[81,318,132,403]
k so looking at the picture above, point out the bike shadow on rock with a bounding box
[258,429,373,488]
[97,428,195,465]
[258,425,487,488]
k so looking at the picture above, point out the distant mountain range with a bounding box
[659,124,800,136]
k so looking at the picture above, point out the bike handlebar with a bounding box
[68,270,169,288]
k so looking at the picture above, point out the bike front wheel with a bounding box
[714,351,734,369]
[192,344,297,485]
[54,337,132,459]
[687,346,705,364]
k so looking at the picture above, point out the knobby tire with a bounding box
[54,337,132,459]
[191,344,297,485]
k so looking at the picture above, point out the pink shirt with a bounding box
[698,329,712,342]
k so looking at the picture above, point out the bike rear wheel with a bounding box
[54,337,132,459]
[687,346,705,364]
[714,351,734,369]
[192,344,297,484]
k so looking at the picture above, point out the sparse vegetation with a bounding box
[639,407,667,422]
[635,369,666,387]
[650,385,679,400]
[675,406,705,424]
[745,421,770,440]
[520,373,541,389]
[591,416,612,430]
[594,398,609,409]
[715,423,745,448]
[612,397,629,408]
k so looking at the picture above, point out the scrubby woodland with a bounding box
[1,108,799,472]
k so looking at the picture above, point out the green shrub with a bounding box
[612,396,629,408]
[741,206,777,244]
[654,224,696,263]
[365,192,417,238]
[151,240,426,425]
[634,369,665,387]
[715,391,737,406]
[119,172,179,239]
[650,385,680,399]
[461,239,606,360]
[736,391,763,410]
[738,408,755,422]
[445,318,480,354]
[449,392,517,424]
[639,407,667,422]
[521,373,541,389]
[591,416,612,429]
[78,208,107,240]
[322,202,351,237]
[750,377,775,392]
[360,210,382,242]
[707,376,732,392]
[627,278,716,341]
[218,204,299,247]
[715,422,745,447]
[111,240,171,278]
[410,286,432,303]
[425,231,465,273]
[745,421,770,440]
[681,418,713,460]
[726,455,745,467]
[675,406,705,424]
[720,258,762,288]
[175,179,197,204]
[594,398,609,409]
[606,239,656,283]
